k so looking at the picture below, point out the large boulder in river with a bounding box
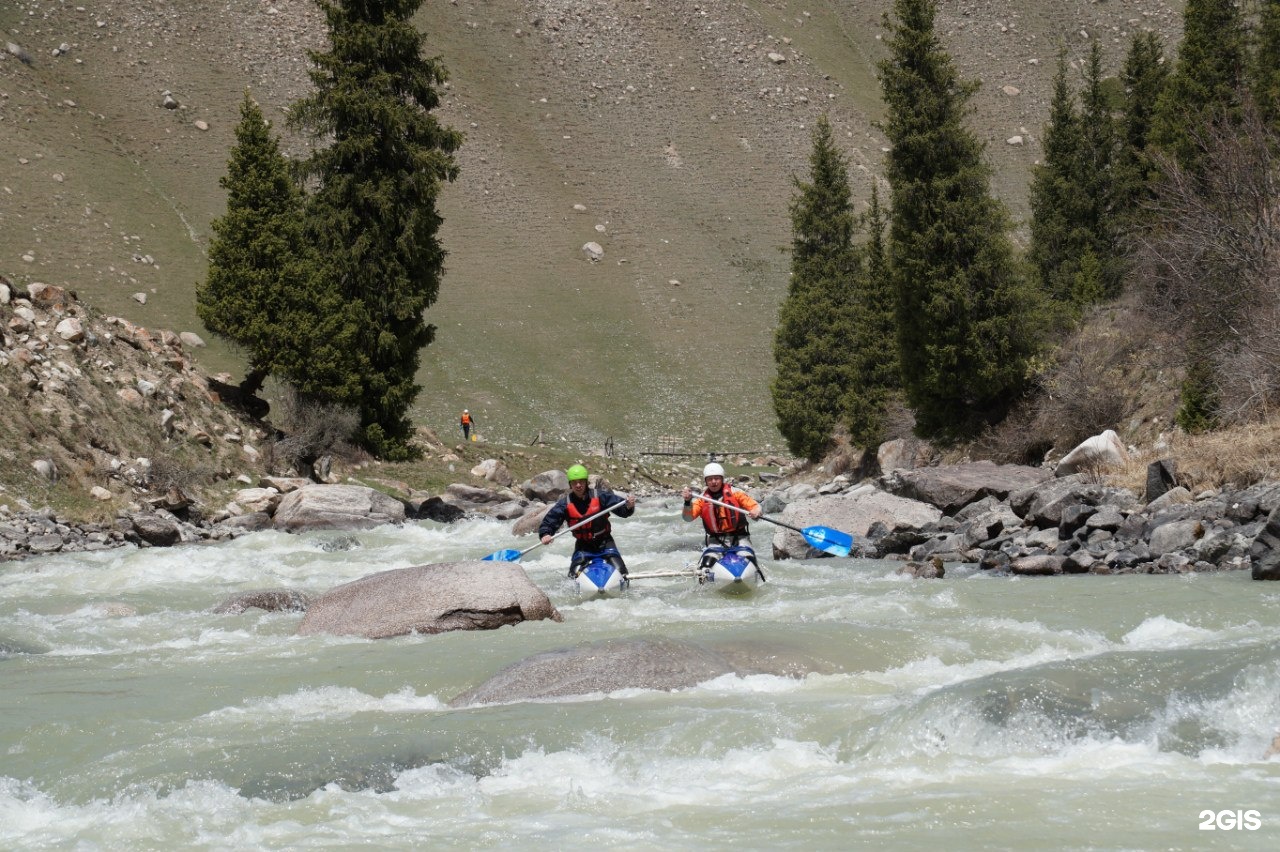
[772,485,941,559]
[272,484,406,532]
[449,636,828,706]
[298,561,562,638]
[881,461,1051,515]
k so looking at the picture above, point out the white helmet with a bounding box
[703,462,725,478]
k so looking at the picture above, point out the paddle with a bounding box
[690,491,854,557]
[481,495,631,562]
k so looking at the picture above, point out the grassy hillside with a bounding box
[0,0,1185,456]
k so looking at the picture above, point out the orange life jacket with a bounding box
[697,486,751,535]
[460,412,472,426]
[566,491,610,541]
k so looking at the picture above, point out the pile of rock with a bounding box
[765,459,1280,582]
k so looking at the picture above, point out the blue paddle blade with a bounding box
[482,549,521,562]
[801,525,853,557]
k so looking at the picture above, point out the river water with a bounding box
[2,500,1278,849]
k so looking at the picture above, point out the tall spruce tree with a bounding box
[290,0,461,460]
[878,0,1040,443]
[1028,53,1090,308]
[772,115,860,461]
[1115,31,1168,219]
[1254,0,1280,131]
[1078,44,1122,299]
[1150,0,1247,173]
[843,184,898,449]
[198,93,308,397]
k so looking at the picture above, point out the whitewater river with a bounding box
[2,500,1278,849]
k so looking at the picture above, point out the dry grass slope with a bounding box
[1,0,1185,454]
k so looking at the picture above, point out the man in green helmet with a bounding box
[539,464,636,577]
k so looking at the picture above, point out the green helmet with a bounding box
[566,464,589,482]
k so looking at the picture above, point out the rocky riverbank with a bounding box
[763,460,1280,582]
[6,453,1280,582]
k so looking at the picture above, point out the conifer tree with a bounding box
[290,0,462,460]
[1150,0,1247,173]
[1115,31,1168,218]
[843,184,898,449]
[878,0,1041,443]
[1078,44,1123,299]
[772,115,860,461]
[1028,53,1089,308]
[1254,0,1280,131]
[198,93,307,398]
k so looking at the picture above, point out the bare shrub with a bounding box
[879,395,917,443]
[973,402,1050,465]
[822,428,858,477]
[148,453,218,493]
[268,387,360,476]
[1130,104,1280,422]
[1033,315,1133,449]
[977,302,1158,464]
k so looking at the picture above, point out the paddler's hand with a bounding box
[680,486,692,501]
[540,534,553,545]
[749,507,762,519]
[625,494,636,509]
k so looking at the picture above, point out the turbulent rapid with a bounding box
[2,500,1278,848]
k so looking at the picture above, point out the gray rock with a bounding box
[1145,459,1178,503]
[131,512,181,546]
[1148,519,1203,555]
[772,488,940,559]
[214,588,311,614]
[273,484,406,532]
[213,512,273,535]
[1055,430,1127,477]
[1010,555,1064,575]
[522,470,568,502]
[1248,506,1280,580]
[883,461,1051,515]
[898,557,945,579]
[511,503,551,536]
[298,561,562,639]
[1147,486,1192,511]
[1086,507,1125,531]
[449,637,741,706]
[412,496,465,523]
[444,483,510,505]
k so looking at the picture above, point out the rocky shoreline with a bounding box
[4,458,1280,582]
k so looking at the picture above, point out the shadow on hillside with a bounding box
[208,376,270,421]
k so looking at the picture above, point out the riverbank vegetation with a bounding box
[773,0,1280,475]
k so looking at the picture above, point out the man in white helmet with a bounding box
[680,461,762,548]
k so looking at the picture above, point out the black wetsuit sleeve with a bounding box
[538,498,569,538]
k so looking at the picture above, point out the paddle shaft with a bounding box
[689,490,805,533]
[518,493,630,558]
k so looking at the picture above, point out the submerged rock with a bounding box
[449,637,740,706]
[449,636,830,707]
[214,588,311,614]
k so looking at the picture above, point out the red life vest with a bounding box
[566,491,610,541]
[698,486,749,535]
[460,412,472,426]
